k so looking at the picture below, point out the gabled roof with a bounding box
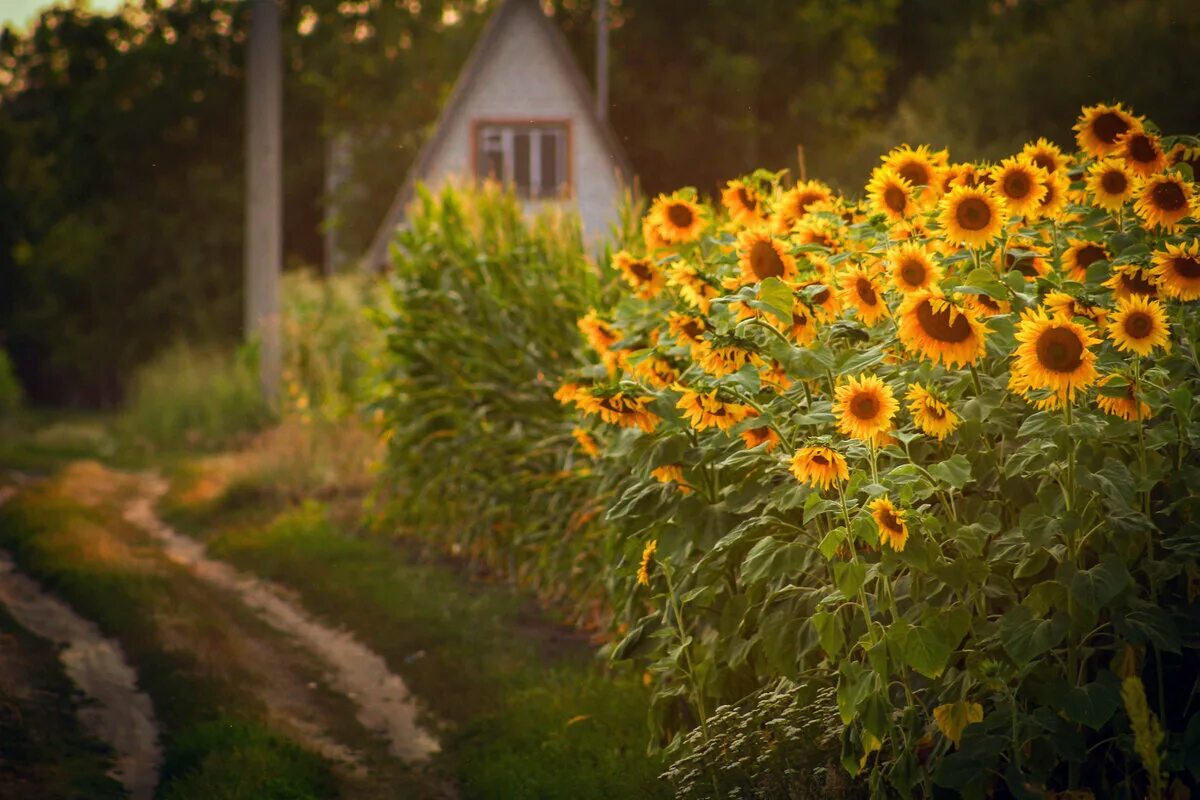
[363,0,633,269]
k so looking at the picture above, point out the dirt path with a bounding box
[0,486,162,800]
[124,474,441,763]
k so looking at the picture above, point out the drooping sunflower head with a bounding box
[722,179,765,226]
[675,388,754,433]
[735,228,797,286]
[898,291,988,367]
[633,355,680,389]
[1107,294,1171,356]
[772,180,834,233]
[1134,173,1195,232]
[1117,129,1167,178]
[938,185,1008,248]
[578,310,621,354]
[1013,307,1099,401]
[1102,264,1160,301]
[1061,239,1109,282]
[740,424,781,452]
[1086,157,1138,212]
[572,427,601,458]
[1021,137,1068,175]
[576,390,661,433]
[1096,374,1151,421]
[612,251,664,299]
[759,360,792,394]
[667,312,707,347]
[883,144,944,206]
[990,156,1048,217]
[1044,291,1109,327]
[636,539,657,587]
[789,446,850,492]
[647,192,707,244]
[961,291,1011,317]
[667,261,720,313]
[868,495,909,552]
[888,241,943,294]
[834,373,899,442]
[1168,143,1200,176]
[839,267,890,326]
[698,342,761,378]
[1152,240,1200,301]
[1074,103,1142,157]
[905,383,960,442]
[1033,170,1071,221]
[866,166,916,222]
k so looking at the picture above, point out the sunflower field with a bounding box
[553,105,1200,798]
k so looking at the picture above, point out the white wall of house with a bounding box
[416,0,624,239]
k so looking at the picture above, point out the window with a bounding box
[474,121,569,199]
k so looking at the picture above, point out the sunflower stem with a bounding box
[836,481,877,649]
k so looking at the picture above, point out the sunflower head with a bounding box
[782,300,819,345]
[740,424,781,451]
[675,389,754,433]
[1074,103,1142,157]
[735,228,797,286]
[651,464,691,493]
[868,496,909,551]
[1034,171,1071,221]
[789,446,849,492]
[636,539,657,587]
[998,240,1049,280]
[722,179,765,226]
[772,180,833,233]
[1134,173,1195,232]
[990,156,1048,217]
[577,390,660,433]
[1152,240,1200,301]
[698,342,761,378]
[1102,264,1159,301]
[667,261,720,313]
[839,267,890,326]
[866,166,917,222]
[1117,129,1167,178]
[938,185,1008,248]
[905,383,960,441]
[833,374,898,442]
[1013,307,1099,402]
[898,291,988,367]
[1086,157,1138,212]
[648,192,707,244]
[1062,239,1109,283]
[882,144,944,206]
[889,242,943,294]
[1021,137,1068,175]
[578,310,620,354]
[1108,294,1171,356]
[1044,291,1109,327]
[613,251,664,299]
[1168,143,1200,176]
[1096,375,1151,421]
[572,427,601,458]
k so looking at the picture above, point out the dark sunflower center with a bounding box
[1007,253,1039,277]
[1121,272,1157,296]
[884,185,907,213]
[1076,245,1107,270]
[667,202,695,228]
[793,312,809,328]
[809,285,831,304]
[955,197,992,231]
[749,240,786,280]
[1032,154,1055,173]
[629,260,653,281]
[1124,312,1153,339]
[796,191,822,212]
[1035,327,1085,372]
[976,294,1001,311]
[856,277,878,305]
[737,187,758,212]
[681,320,702,339]
[811,454,829,466]
[899,162,930,187]
[1093,112,1131,144]
[1101,169,1128,195]
[1172,256,1200,279]
[1127,134,1157,163]
[1040,183,1058,208]
[1152,181,1187,212]
[850,393,880,420]
[1003,171,1032,199]
[916,299,973,343]
[878,508,903,533]
[900,258,927,287]
[926,402,946,420]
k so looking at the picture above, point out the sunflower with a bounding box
[898,291,988,367]
[721,179,765,226]
[789,446,850,492]
[1022,137,1068,175]
[642,214,668,253]
[1044,291,1109,327]
[1134,173,1195,231]
[1034,170,1071,221]
[740,424,781,452]
[1151,240,1200,300]
[1061,240,1109,282]
[834,374,899,442]
[555,381,587,408]
[1086,157,1138,212]
[888,242,943,294]
[839,267,890,326]
[990,156,1048,217]
[698,343,761,378]
[883,144,944,206]
[939,185,1007,248]
[1117,129,1168,177]
[943,162,987,192]
[1074,103,1142,158]
[868,496,909,552]
[651,464,692,494]
[998,240,1049,280]
[676,389,755,433]
[667,261,720,313]
[962,292,1010,316]
[782,300,819,345]
[613,251,664,299]
[1102,264,1159,300]
[647,192,707,244]
[1168,143,1200,176]
[576,391,660,432]
[578,310,620,354]
[794,217,843,252]
[636,540,657,587]
[572,427,601,458]
[799,280,842,322]
[1096,375,1151,421]
[1108,295,1171,356]
[667,312,707,348]
[905,383,960,441]
[772,180,833,233]
[1012,307,1099,401]
[760,360,792,393]
[633,355,679,389]
[866,167,917,222]
[735,228,797,286]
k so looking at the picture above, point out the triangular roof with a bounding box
[363,0,633,269]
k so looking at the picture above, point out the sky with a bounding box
[2,0,122,30]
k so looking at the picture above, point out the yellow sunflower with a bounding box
[939,185,1008,248]
[647,192,707,244]
[839,267,890,326]
[1012,307,1099,402]
[889,242,943,294]
[572,427,601,458]
[1033,170,1071,221]
[667,261,720,313]
[636,539,657,587]
[866,167,916,222]
[782,300,819,345]
[613,251,664,299]
[760,360,792,393]
[799,280,842,322]
[868,496,909,552]
[722,179,766,226]
[794,217,843,252]
[990,156,1048,217]
[1168,143,1200,175]
[1074,103,1142,158]
[1107,295,1171,356]
[883,144,944,206]
[698,343,761,378]
[740,425,781,452]
[676,389,755,433]
[642,213,668,253]
[1102,264,1159,300]
[898,291,988,367]
[1134,173,1195,231]
[651,464,692,494]
[735,228,797,286]
[1151,240,1200,300]
[1086,158,1138,212]
[1096,375,1151,421]
[1044,291,1109,327]
[633,355,679,389]
[667,312,707,348]
[1022,137,1068,175]
[905,383,960,441]
[576,391,660,433]
[578,310,620,354]
[834,374,899,442]
[772,180,834,233]
[1061,239,1109,282]
[789,446,850,492]
[998,240,1049,280]
[962,292,1010,316]
[1116,129,1168,178]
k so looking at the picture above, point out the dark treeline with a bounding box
[1,0,1197,406]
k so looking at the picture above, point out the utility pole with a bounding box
[245,0,282,404]
[595,0,608,122]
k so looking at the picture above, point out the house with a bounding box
[363,0,632,269]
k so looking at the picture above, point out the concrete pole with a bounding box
[595,0,608,122]
[245,0,282,404]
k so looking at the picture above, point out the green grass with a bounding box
[171,491,670,799]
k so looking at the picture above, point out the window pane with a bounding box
[477,130,504,181]
[540,132,559,198]
[513,132,531,197]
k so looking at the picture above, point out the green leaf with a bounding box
[834,561,867,597]
[999,606,1068,665]
[756,277,794,323]
[811,610,846,658]
[1058,680,1121,729]
[836,662,872,725]
[1116,601,1182,654]
[902,621,954,678]
[929,454,972,489]
[1066,554,1132,617]
[819,526,845,560]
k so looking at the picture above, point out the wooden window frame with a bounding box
[469,118,574,200]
